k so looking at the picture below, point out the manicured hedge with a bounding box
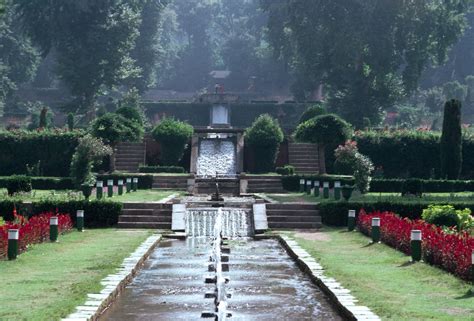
[370,179,474,193]
[355,130,474,179]
[0,130,83,176]
[0,176,74,190]
[282,175,355,191]
[319,201,474,226]
[96,174,154,189]
[0,200,122,227]
[139,165,186,173]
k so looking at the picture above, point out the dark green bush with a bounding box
[245,114,284,173]
[319,201,474,226]
[139,166,185,173]
[0,130,82,176]
[116,106,144,126]
[0,200,24,221]
[401,178,423,196]
[91,113,144,146]
[0,177,74,190]
[298,104,326,124]
[31,200,122,227]
[440,100,462,179]
[421,205,459,228]
[152,118,193,166]
[282,175,354,191]
[96,174,153,189]
[276,165,295,176]
[294,114,352,146]
[6,175,32,195]
[369,179,474,193]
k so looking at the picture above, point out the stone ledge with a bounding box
[273,234,381,321]
[61,234,162,321]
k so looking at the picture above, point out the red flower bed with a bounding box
[0,212,73,259]
[357,210,474,280]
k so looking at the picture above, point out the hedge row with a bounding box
[139,165,186,173]
[96,174,154,189]
[0,130,83,176]
[319,201,474,226]
[370,179,474,193]
[0,200,122,227]
[281,175,355,191]
[0,176,74,190]
[355,130,474,179]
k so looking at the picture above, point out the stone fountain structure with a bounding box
[189,94,245,195]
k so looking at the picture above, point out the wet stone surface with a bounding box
[100,238,342,321]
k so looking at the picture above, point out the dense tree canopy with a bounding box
[262,0,470,127]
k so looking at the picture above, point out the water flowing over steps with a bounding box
[114,142,146,173]
[266,203,322,229]
[288,142,320,175]
[118,203,172,229]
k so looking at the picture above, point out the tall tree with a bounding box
[262,0,470,127]
[15,0,143,120]
[440,99,462,179]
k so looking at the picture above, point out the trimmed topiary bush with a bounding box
[6,175,32,195]
[245,114,284,173]
[401,178,423,196]
[152,118,193,166]
[298,104,326,124]
[422,205,461,228]
[440,99,462,179]
[276,165,295,176]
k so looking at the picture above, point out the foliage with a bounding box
[357,210,474,280]
[245,114,284,173]
[353,152,374,194]
[0,212,72,259]
[401,178,424,197]
[262,0,470,127]
[0,129,82,176]
[67,113,74,131]
[443,81,468,101]
[152,117,193,166]
[70,135,112,187]
[440,100,462,179]
[298,104,326,124]
[16,0,144,118]
[90,113,143,146]
[422,205,473,231]
[295,114,352,146]
[5,175,32,195]
[139,165,185,174]
[370,178,474,193]
[27,102,54,130]
[275,165,295,176]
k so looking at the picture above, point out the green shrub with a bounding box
[67,113,74,131]
[91,113,144,146]
[245,114,284,173]
[0,177,74,190]
[422,205,461,228]
[276,165,295,176]
[440,100,462,179]
[0,130,83,176]
[6,175,32,195]
[401,178,423,196]
[116,106,144,126]
[298,104,326,124]
[152,118,193,166]
[138,166,185,173]
[0,199,23,221]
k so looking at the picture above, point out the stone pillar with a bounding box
[240,173,248,194]
[190,134,200,174]
[236,133,245,174]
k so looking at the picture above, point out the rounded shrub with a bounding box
[91,113,143,146]
[245,114,284,173]
[422,205,460,228]
[299,104,326,124]
[116,106,144,126]
[6,175,32,195]
[152,118,193,166]
[295,114,352,146]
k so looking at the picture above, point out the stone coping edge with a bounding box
[255,234,381,321]
[61,234,162,321]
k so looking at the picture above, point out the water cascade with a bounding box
[185,208,252,238]
[196,139,237,177]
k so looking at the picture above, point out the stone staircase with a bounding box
[152,175,190,190]
[288,143,320,175]
[114,142,146,173]
[194,178,240,195]
[266,203,321,229]
[118,203,172,229]
[246,175,284,193]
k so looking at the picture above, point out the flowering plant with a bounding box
[357,210,474,280]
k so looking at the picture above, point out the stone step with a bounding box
[123,203,171,209]
[118,222,171,229]
[267,215,322,223]
[119,215,172,223]
[122,209,172,216]
[267,209,320,216]
[115,155,145,159]
[266,203,319,210]
[268,222,322,229]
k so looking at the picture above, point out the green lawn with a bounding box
[290,228,474,320]
[0,229,153,321]
[264,192,474,204]
[0,189,179,203]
